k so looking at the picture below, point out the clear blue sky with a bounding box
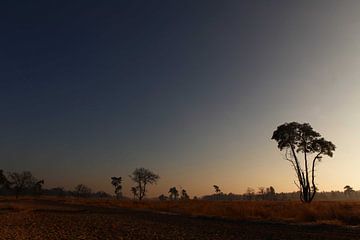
[1,1,360,197]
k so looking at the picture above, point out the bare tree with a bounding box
[129,168,159,200]
[111,177,122,199]
[7,171,37,199]
[169,187,179,200]
[272,122,335,203]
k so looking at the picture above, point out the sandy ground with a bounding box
[0,199,360,240]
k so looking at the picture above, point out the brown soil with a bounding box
[0,199,359,240]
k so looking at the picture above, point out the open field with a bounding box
[63,198,360,226]
[1,198,360,239]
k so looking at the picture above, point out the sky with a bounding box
[1,1,360,197]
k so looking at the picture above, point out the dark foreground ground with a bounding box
[0,199,360,240]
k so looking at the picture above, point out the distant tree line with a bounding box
[4,168,357,202]
[201,185,276,201]
[0,168,161,200]
[0,170,44,198]
[160,187,190,201]
[0,170,111,199]
[200,185,360,201]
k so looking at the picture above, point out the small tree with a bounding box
[169,187,179,200]
[272,122,335,203]
[111,177,122,199]
[7,171,37,198]
[213,185,221,194]
[129,168,159,200]
[180,189,190,200]
[344,185,354,197]
[265,186,276,200]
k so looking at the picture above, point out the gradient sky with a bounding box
[1,1,360,197]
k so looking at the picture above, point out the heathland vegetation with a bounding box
[2,122,360,226]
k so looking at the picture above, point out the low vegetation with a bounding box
[4,197,359,226]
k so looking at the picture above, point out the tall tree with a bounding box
[129,168,159,200]
[111,177,122,199]
[272,122,335,203]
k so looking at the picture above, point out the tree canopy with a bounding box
[129,168,159,200]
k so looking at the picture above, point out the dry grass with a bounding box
[3,197,360,226]
[54,198,360,226]
[3,198,360,239]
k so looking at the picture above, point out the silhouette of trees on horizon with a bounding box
[272,122,336,203]
[74,184,92,198]
[169,187,179,200]
[213,185,221,194]
[7,171,39,199]
[129,168,159,200]
[344,185,355,197]
[246,187,255,200]
[180,189,190,200]
[2,166,360,202]
[111,177,122,199]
